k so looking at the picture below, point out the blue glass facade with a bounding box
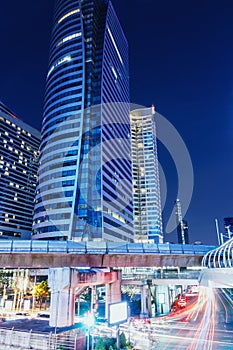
[33,0,133,241]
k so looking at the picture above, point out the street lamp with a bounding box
[84,311,95,350]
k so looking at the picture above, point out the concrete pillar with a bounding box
[48,267,76,327]
[155,285,170,315]
[105,283,111,319]
[147,285,152,317]
[140,283,148,318]
[105,270,122,319]
[110,271,121,304]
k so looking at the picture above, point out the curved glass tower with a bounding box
[33,0,133,241]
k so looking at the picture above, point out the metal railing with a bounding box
[122,271,200,280]
[0,327,85,349]
[202,236,233,268]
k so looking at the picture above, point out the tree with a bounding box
[95,338,106,350]
[120,332,127,348]
[32,280,50,310]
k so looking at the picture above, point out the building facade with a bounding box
[130,106,163,243]
[224,217,233,239]
[0,102,40,239]
[33,0,133,241]
[175,199,189,244]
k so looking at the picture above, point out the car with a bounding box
[36,312,50,320]
[15,312,31,319]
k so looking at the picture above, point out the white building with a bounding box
[130,106,163,243]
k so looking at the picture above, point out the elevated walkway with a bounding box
[0,241,215,268]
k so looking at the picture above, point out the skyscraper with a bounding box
[0,102,40,239]
[33,0,133,241]
[175,199,189,244]
[130,106,163,243]
[224,217,233,239]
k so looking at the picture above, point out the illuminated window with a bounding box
[47,55,72,77]
[56,32,82,47]
[58,9,80,24]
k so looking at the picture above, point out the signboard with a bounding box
[108,301,128,327]
[158,293,165,304]
[24,300,30,311]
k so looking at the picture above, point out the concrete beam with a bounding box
[0,253,203,268]
[199,268,233,288]
[121,278,199,286]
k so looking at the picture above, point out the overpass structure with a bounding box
[0,240,215,327]
[199,237,233,288]
[0,240,215,268]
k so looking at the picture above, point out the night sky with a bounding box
[0,0,232,245]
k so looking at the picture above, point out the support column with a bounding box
[105,270,122,319]
[110,270,121,303]
[105,283,111,320]
[147,284,152,317]
[48,267,76,327]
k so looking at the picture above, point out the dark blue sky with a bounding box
[0,0,232,244]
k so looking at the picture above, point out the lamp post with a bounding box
[84,311,95,350]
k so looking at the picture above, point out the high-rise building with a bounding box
[33,0,133,241]
[130,106,163,243]
[175,199,189,244]
[0,102,40,239]
[224,217,233,239]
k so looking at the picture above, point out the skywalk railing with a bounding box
[122,271,200,280]
[0,240,215,255]
[202,236,233,268]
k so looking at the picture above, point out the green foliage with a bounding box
[120,332,127,348]
[95,338,106,350]
[109,346,114,350]
[103,337,116,349]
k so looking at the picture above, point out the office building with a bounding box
[33,0,133,241]
[130,106,163,243]
[175,199,189,244]
[224,217,233,239]
[0,102,40,239]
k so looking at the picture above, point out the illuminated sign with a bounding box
[108,301,128,327]
[158,293,165,304]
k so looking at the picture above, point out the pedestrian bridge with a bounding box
[199,237,233,287]
[0,240,215,268]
